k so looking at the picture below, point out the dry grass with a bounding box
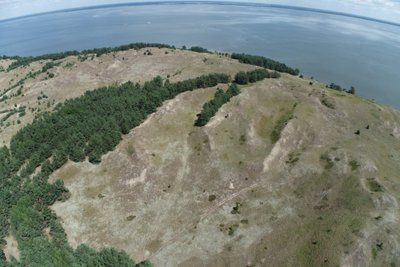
[50,74,400,267]
[0,48,256,144]
[2,48,400,266]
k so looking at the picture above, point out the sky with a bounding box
[0,0,400,23]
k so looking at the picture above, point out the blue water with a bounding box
[1,2,400,108]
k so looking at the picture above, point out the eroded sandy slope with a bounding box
[50,75,400,266]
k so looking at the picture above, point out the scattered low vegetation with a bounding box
[286,152,300,164]
[231,202,242,214]
[143,50,153,55]
[3,42,175,71]
[320,152,335,170]
[63,62,74,69]
[41,61,61,73]
[0,106,25,123]
[320,94,336,109]
[208,195,216,202]
[367,178,383,192]
[327,83,356,94]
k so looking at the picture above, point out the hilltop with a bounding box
[0,45,400,267]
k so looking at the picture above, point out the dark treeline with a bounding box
[195,84,240,127]
[188,46,211,53]
[231,53,299,75]
[234,69,280,85]
[0,73,230,266]
[41,61,61,73]
[4,43,174,71]
[10,73,230,168]
[327,83,356,94]
[195,68,282,127]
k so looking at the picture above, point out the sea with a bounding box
[1,2,399,108]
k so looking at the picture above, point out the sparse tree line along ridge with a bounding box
[1,43,300,76]
[195,69,281,127]
[327,82,356,95]
[0,73,231,267]
[1,42,175,71]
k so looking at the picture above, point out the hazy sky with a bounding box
[1,0,400,23]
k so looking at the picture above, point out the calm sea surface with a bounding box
[1,3,399,108]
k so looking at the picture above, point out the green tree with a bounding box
[234,71,249,85]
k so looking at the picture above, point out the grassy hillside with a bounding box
[0,46,257,145]
[1,45,400,267]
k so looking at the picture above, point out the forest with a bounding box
[195,68,280,126]
[0,72,230,266]
[234,69,280,85]
[0,42,298,266]
[231,53,300,75]
[195,84,240,127]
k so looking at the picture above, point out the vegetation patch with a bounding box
[234,69,280,85]
[126,143,135,157]
[326,83,356,95]
[349,160,360,171]
[367,178,383,192]
[231,202,242,215]
[41,61,61,73]
[0,73,231,266]
[239,134,246,145]
[63,62,74,69]
[189,46,211,54]
[286,152,300,164]
[4,42,175,71]
[270,104,295,144]
[194,84,240,127]
[321,94,336,109]
[320,153,335,170]
[231,53,299,75]
[126,215,136,221]
[228,224,239,236]
[208,195,216,202]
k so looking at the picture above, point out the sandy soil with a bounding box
[1,48,400,266]
[50,75,400,266]
[0,48,256,145]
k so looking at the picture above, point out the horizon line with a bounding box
[1,1,400,27]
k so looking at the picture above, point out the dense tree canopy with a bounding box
[195,84,240,127]
[231,53,299,75]
[189,46,211,53]
[234,69,280,85]
[196,67,282,127]
[0,72,231,266]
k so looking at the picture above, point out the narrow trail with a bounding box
[151,181,261,259]
[199,182,260,222]
[152,119,295,260]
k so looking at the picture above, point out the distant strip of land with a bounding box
[1,1,400,27]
